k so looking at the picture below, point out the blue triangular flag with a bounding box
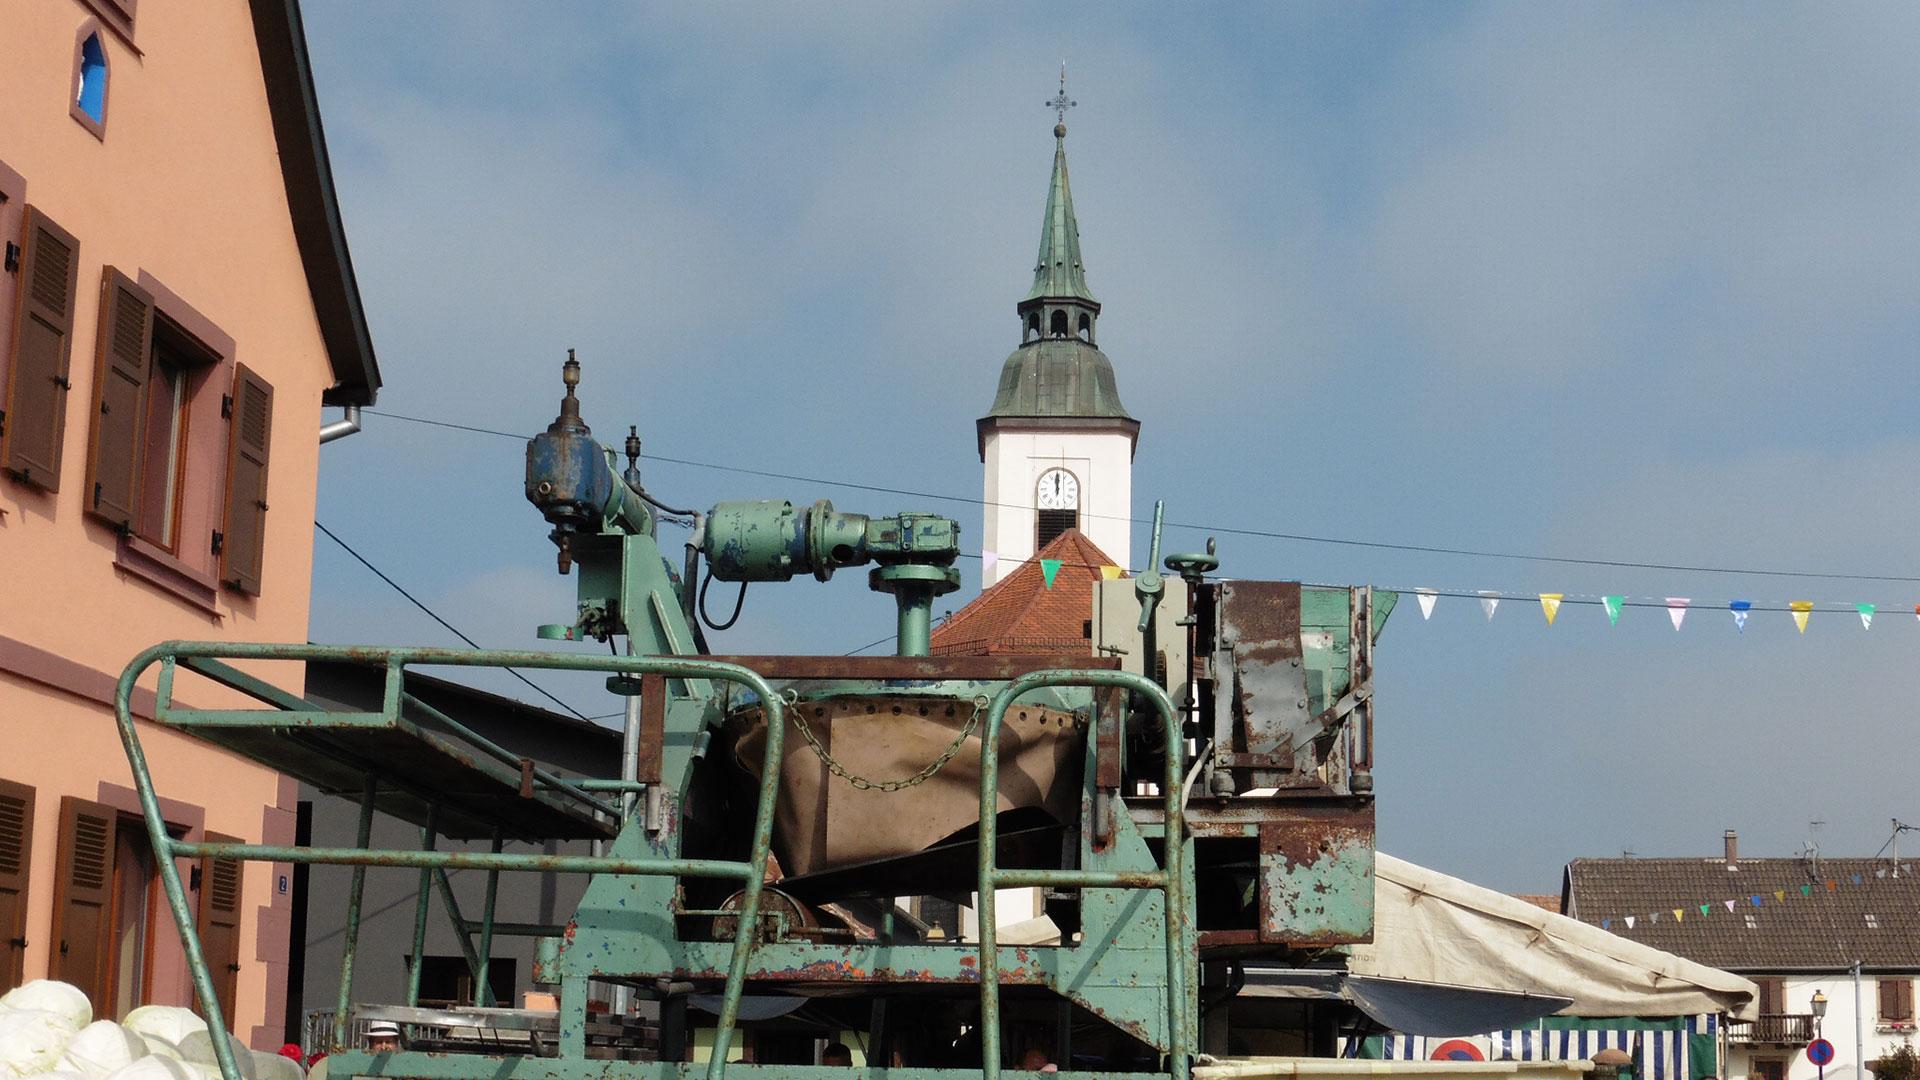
[1730,600,1752,632]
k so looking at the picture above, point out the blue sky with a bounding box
[301,4,1920,891]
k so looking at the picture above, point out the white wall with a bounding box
[981,428,1132,586]
[1726,975,1917,1080]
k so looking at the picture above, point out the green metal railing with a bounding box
[115,643,1193,1080]
[113,642,789,1080]
[975,671,1191,1080]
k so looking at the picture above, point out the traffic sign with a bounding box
[1808,1039,1835,1067]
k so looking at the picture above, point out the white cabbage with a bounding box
[247,1054,301,1080]
[173,1034,252,1080]
[117,1012,204,1053]
[0,1009,74,1077]
[58,1022,148,1078]
[0,982,91,1031]
[101,1060,194,1080]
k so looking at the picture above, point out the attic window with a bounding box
[72,27,109,136]
[1865,913,1880,929]
[1744,914,1758,930]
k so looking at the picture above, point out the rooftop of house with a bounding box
[1510,893,1564,915]
[1564,853,1920,973]
[929,528,1119,656]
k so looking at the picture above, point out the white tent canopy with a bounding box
[1348,854,1756,1020]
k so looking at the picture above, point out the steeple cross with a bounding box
[1046,63,1076,126]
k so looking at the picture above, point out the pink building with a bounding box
[0,0,379,1047]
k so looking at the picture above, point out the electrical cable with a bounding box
[314,519,592,721]
[360,407,1920,586]
[697,567,748,632]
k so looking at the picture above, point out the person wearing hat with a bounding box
[365,1021,402,1053]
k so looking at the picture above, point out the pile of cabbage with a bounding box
[0,982,305,1080]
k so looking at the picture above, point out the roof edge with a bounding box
[250,0,382,406]
[976,414,1140,461]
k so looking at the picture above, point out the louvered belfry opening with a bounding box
[1036,508,1078,550]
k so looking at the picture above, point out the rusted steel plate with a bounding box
[703,654,1120,680]
[1218,581,1307,788]
[1258,805,1374,946]
[637,673,666,784]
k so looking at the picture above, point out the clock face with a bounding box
[1036,469,1080,510]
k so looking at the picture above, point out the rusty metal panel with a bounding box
[1218,581,1308,788]
[1258,805,1375,946]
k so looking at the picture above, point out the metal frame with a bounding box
[113,643,1193,1080]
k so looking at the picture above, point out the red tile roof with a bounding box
[1510,893,1564,914]
[930,529,1121,656]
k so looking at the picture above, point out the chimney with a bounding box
[1724,829,1739,868]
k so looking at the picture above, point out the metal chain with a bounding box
[784,691,993,793]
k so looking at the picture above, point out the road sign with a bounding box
[1431,1040,1485,1062]
[1808,1039,1835,1067]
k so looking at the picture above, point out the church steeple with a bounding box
[1025,123,1098,309]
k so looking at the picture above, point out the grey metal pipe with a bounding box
[623,642,642,821]
[319,403,362,444]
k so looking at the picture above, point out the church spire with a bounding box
[1027,68,1097,307]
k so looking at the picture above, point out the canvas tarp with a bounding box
[1348,854,1756,1020]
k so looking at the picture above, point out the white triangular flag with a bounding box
[1624,916,1636,929]
[1479,592,1500,620]
[1417,589,1438,620]
[1666,597,1690,630]
[982,550,998,574]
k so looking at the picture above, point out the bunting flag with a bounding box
[1698,903,1711,916]
[1624,916,1636,929]
[1539,593,1563,626]
[982,550,999,574]
[1673,909,1684,922]
[1801,884,1812,896]
[1774,890,1786,902]
[1723,899,1736,912]
[1749,895,1762,906]
[1040,559,1062,588]
[1791,600,1814,633]
[1417,589,1438,620]
[1588,864,1920,931]
[1100,565,1124,580]
[1730,600,1752,632]
[1666,597,1691,631]
[1602,595,1624,625]
[1479,592,1500,621]
[1858,603,1875,630]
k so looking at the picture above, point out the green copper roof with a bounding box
[986,339,1132,419]
[1025,126,1097,305]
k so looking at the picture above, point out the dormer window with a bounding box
[72,25,109,137]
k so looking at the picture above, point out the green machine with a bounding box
[110,358,1395,1080]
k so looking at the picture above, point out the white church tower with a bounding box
[976,111,1138,586]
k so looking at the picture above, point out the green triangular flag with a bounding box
[1801,884,1812,896]
[1602,596,1624,625]
[1699,903,1711,916]
[1040,559,1062,588]
[1858,603,1875,630]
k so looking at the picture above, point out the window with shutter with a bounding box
[219,365,272,595]
[49,797,117,1009]
[85,269,155,531]
[0,779,35,989]
[1883,978,1916,1022]
[2,207,81,492]
[196,832,244,1025]
[1757,977,1785,1015]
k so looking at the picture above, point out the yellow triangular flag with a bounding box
[1673,909,1684,922]
[1774,890,1786,902]
[1790,600,1814,633]
[1099,565,1123,580]
[1539,594,1564,626]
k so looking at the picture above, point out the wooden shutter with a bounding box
[1883,978,1915,1022]
[48,797,115,1007]
[219,364,272,595]
[2,207,81,491]
[84,268,153,529]
[0,780,34,988]
[1758,977,1785,1014]
[195,832,243,1024]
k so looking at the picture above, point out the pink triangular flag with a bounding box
[1666,597,1690,630]
[1417,589,1438,620]
[1723,899,1736,912]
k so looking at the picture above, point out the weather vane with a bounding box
[1046,62,1076,127]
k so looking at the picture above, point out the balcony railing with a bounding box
[1726,1014,1819,1045]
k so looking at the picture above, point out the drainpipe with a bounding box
[319,404,362,444]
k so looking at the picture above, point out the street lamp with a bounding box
[1812,989,1829,1029]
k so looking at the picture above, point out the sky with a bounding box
[300,3,1920,892]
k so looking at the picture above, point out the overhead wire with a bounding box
[314,519,593,721]
[360,407,1920,587]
